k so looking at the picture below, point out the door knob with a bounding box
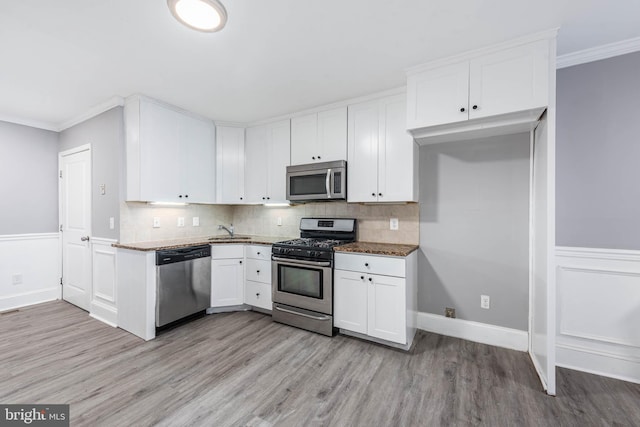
[80,236,90,242]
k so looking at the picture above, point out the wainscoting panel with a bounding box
[0,233,60,311]
[556,246,640,384]
[90,238,118,326]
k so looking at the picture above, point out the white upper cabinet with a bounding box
[468,41,549,119]
[245,119,291,204]
[125,96,216,203]
[216,126,245,204]
[406,37,551,142]
[348,94,418,203]
[291,107,347,165]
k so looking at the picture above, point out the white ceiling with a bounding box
[2,0,640,129]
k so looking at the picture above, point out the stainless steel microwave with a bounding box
[286,160,347,202]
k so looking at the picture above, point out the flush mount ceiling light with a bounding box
[167,0,228,32]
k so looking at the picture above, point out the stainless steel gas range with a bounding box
[271,218,357,336]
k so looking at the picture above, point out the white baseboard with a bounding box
[556,246,640,384]
[417,312,528,352]
[90,300,118,327]
[0,287,60,312]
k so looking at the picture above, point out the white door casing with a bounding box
[59,145,92,311]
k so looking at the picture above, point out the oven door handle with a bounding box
[272,256,331,267]
[326,168,331,198]
[274,305,331,321]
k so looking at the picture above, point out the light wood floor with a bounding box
[1,301,639,426]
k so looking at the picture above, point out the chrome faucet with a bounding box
[218,223,234,237]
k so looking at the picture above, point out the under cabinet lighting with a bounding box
[167,0,228,33]
[148,202,189,206]
[264,203,290,207]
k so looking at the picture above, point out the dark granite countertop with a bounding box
[113,235,291,252]
[334,241,419,257]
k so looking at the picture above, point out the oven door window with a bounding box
[278,264,323,299]
[289,173,327,197]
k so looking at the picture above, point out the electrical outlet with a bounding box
[192,217,200,227]
[177,217,185,227]
[12,274,22,285]
[109,217,115,230]
[153,217,160,228]
[390,218,399,230]
[277,217,282,226]
[481,295,490,309]
[445,307,456,318]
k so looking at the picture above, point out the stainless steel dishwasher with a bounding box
[156,245,211,328]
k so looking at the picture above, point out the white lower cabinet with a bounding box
[334,251,417,347]
[211,245,244,307]
[244,245,272,310]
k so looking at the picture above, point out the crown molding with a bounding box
[57,96,125,131]
[0,114,59,132]
[557,36,640,69]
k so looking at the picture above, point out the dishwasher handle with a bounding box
[156,245,211,265]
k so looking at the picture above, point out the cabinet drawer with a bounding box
[334,253,405,277]
[210,244,244,259]
[245,244,271,260]
[245,259,271,284]
[245,281,272,310]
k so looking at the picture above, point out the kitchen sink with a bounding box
[208,235,251,241]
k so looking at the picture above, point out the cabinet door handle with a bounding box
[460,107,465,112]
[472,105,478,110]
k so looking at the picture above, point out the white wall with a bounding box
[556,247,640,384]
[0,234,60,311]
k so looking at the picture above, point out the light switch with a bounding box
[153,217,160,228]
[177,217,185,227]
[99,184,106,195]
[277,217,282,226]
[109,217,115,230]
[192,217,200,227]
[390,218,399,230]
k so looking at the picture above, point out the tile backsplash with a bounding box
[120,201,419,245]
[232,202,419,245]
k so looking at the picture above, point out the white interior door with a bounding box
[529,114,556,395]
[60,146,92,311]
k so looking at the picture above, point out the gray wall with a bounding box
[418,133,530,330]
[0,121,59,234]
[59,107,123,240]
[557,52,640,250]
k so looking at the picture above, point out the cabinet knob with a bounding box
[257,252,261,255]
[368,277,373,282]
[257,270,260,274]
[378,193,382,197]
[371,193,375,197]
[312,156,316,160]
[360,276,364,280]
[460,107,465,112]
[179,195,183,198]
[365,263,369,267]
[240,197,243,200]
[317,156,321,159]
[472,105,478,110]
[267,197,270,200]
[239,260,242,264]
[262,197,266,200]
[185,194,189,198]
[256,292,260,297]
